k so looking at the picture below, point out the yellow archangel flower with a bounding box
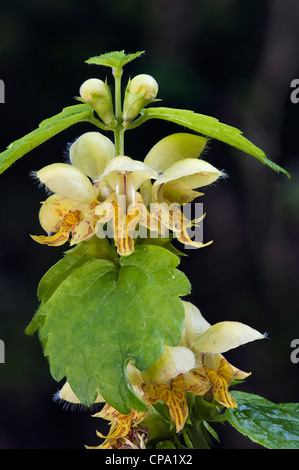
[31,132,115,247]
[56,302,264,445]
[31,131,223,255]
[93,131,224,254]
[128,301,265,432]
[30,131,158,255]
[142,132,224,248]
[93,155,158,256]
[89,404,149,449]
[57,381,150,449]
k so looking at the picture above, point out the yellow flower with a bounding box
[178,301,266,409]
[31,194,100,247]
[94,155,158,256]
[89,404,149,449]
[128,301,265,432]
[31,131,223,255]
[31,131,159,255]
[93,132,223,255]
[142,133,224,248]
[31,132,115,247]
[56,301,264,445]
[56,380,149,449]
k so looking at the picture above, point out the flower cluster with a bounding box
[31,130,222,256]
[58,301,264,449]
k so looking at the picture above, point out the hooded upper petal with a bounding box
[36,163,97,204]
[152,159,223,205]
[144,133,207,173]
[193,321,265,355]
[140,345,196,385]
[179,301,265,356]
[69,131,115,180]
[98,155,158,191]
[179,301,211,350]
[153,155,222,189]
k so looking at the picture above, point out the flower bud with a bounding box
[129,74,159,100]
[79,78,115,126]
[80,78,106,101]
[69,132,115,180]
[123,74,158,124]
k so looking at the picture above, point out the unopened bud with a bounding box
[80,78,106,101]
[69,132,115,180]
[123,74,158,124]
[129,74,159,100]
[79,78,115,126]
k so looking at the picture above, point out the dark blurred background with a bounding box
[0,0,298,449]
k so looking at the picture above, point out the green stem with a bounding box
[113,67,125,156]
[88,113,110,131]
[114,127,124,156]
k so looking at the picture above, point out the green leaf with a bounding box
[26,256,96,337]
[37,255,93,305]
[135,107,290,178]
[155,441,176,450]
[86,50,144,70]
[142,406,174,443]
[226,391,299,449]
[202,421,220,443]
[36,245,190,413]
[25,238,118,336]
[0,104,98,175]
[185,421,212,449]
[118,245,190,370]
[137,235,188,257]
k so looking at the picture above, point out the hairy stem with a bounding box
[113,67,125,156]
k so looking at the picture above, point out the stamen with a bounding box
[126,173,136,206]
[115,172,127,212]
